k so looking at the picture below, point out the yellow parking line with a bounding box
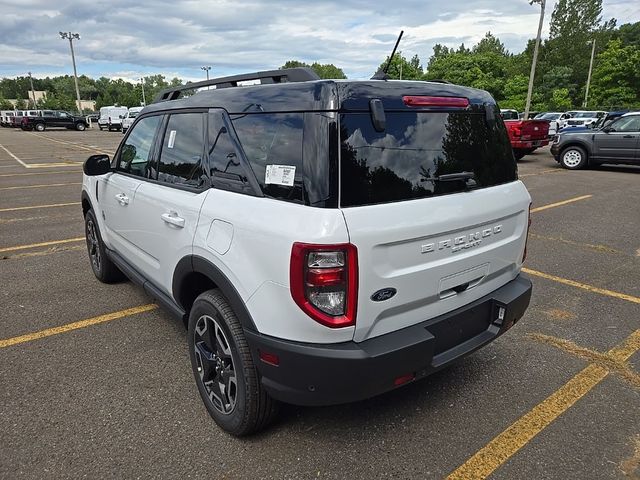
[447,329,640,480]
[0,237,84,253]
[0,182,81,191]
[522,267,640,304]
[0,202,80,213]
[519,169,564,178]
[24,132,110,155]
[0,170,81,177]
[0,304,158,348]
[530,195,592,213]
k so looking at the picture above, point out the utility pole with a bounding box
[524,0,546,120]
[140,77,146,106]
[59,31,82,113]
[583,39,596,108]
[27,72,36,108]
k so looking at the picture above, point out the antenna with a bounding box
[371,30,404,80]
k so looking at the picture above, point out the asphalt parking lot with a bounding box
[0,126,638,480]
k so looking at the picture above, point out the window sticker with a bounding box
[168,130,177,149]
[265,165,296,186]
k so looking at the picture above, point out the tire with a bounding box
[84,209,124,283]
[34,123,45,132]
[524,148,537,155]
[188,289,278,436]
[76,122,86,131]
[98,125,104,131]
[560,146,588,170]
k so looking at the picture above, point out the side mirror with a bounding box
[119,115,124,119]
[602,126,614,133]
[84,154,111,176]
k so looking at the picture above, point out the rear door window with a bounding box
[340,111,516,207]
[157,112,206,188]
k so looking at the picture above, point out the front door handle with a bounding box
[622,135,635,139]
[115,193,129,206]
[161,211,185,228]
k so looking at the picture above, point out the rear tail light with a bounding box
[402,96,469,108]
[290,243,358,328]
[523,203,532,263]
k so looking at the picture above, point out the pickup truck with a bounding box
[501,115,550,160]
[21,110,87,132]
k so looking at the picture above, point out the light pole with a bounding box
[140,77,146,106]
[583,39,596,108]
[27,71,36,108]
[201,66,211,89]
[524,0,546,120]
[59,31,82,113]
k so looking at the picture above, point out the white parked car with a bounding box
[121,106,143,134]
[1,110,17,127]
[81,68,533,436]
[563,111,607,130]
[98,105,129,131]
[534,112,571,135]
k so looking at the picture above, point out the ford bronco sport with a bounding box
[82,68,533,436]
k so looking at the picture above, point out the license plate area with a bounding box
[427,301,492,356]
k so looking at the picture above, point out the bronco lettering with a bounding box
[421,225,503,254]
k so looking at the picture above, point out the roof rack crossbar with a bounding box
[153,67,320,103]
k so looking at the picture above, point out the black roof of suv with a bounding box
[132,68,514,209]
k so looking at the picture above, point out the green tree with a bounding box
[549,88,573,110]
[0,93,13,109]
[15,98,27,109]
[280,60,346,79]
[375,51,424,80]
[589,39,640,108]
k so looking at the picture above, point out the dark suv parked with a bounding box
[551,113,640,169]
[21,110,87,132]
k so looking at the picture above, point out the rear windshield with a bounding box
[340,111,516,207]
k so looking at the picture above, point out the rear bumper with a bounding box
[246,274,532,406]
[511,139,549,149]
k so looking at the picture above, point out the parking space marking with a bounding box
[447,329,640,480]
[529,233,628,256]
[0,202,80,213]
[0,182,81,191]
[519,169,564,178]
[0,142,29,167]
[522,267,640,304]
[0,141,83,169]
[24,132,111,155]
[0,237,84,253]
[530,195,592,213]
[0,304,158,349]
[0,170,81,178]
[529,333,640,388]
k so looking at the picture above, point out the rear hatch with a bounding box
[337,84,530,342]
[520,120,549,140]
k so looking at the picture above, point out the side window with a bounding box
[58,112,69,118]
[231,113,304,202]
[612,116,640,132]
[208,111,248,183]
[157,113,206,187]
[117,115,162,178]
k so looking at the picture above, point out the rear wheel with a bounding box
[513,148,526,161]
[84,209,124,283]
[560,146,587,170]
[34,123,45,132]
[188,289,278,436]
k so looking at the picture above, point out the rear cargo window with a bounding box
[339,112,516,207]
[231,113,304,203]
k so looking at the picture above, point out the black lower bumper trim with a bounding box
[246,274,532,406]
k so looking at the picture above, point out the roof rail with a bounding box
[153,67,321,103]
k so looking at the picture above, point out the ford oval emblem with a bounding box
[371,288,397,302]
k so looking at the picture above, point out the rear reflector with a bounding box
[394,373,415,386]
[259,350,280,366]
[403,96,469,108]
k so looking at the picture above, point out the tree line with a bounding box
[1,0,637,113]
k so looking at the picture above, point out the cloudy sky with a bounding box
[0,0,637,83]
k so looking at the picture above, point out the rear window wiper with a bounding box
[421,171,476,184]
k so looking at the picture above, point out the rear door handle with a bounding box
[161,211,185,228]
[115,193,129,206]
[622,135,635,139]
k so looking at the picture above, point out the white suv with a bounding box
[82,68,533,435]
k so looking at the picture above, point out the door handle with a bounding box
[622,135,635,139]
[115,193,129,206]
[161,212,185,228]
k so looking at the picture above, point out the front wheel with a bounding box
[84,209,124,283]
[188,290,278,436]
[76,122,86,131]
[560,146,587,170]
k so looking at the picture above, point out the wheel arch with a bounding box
[560,141,591,160]
[81,190,92,217]
[173,255,257,331]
